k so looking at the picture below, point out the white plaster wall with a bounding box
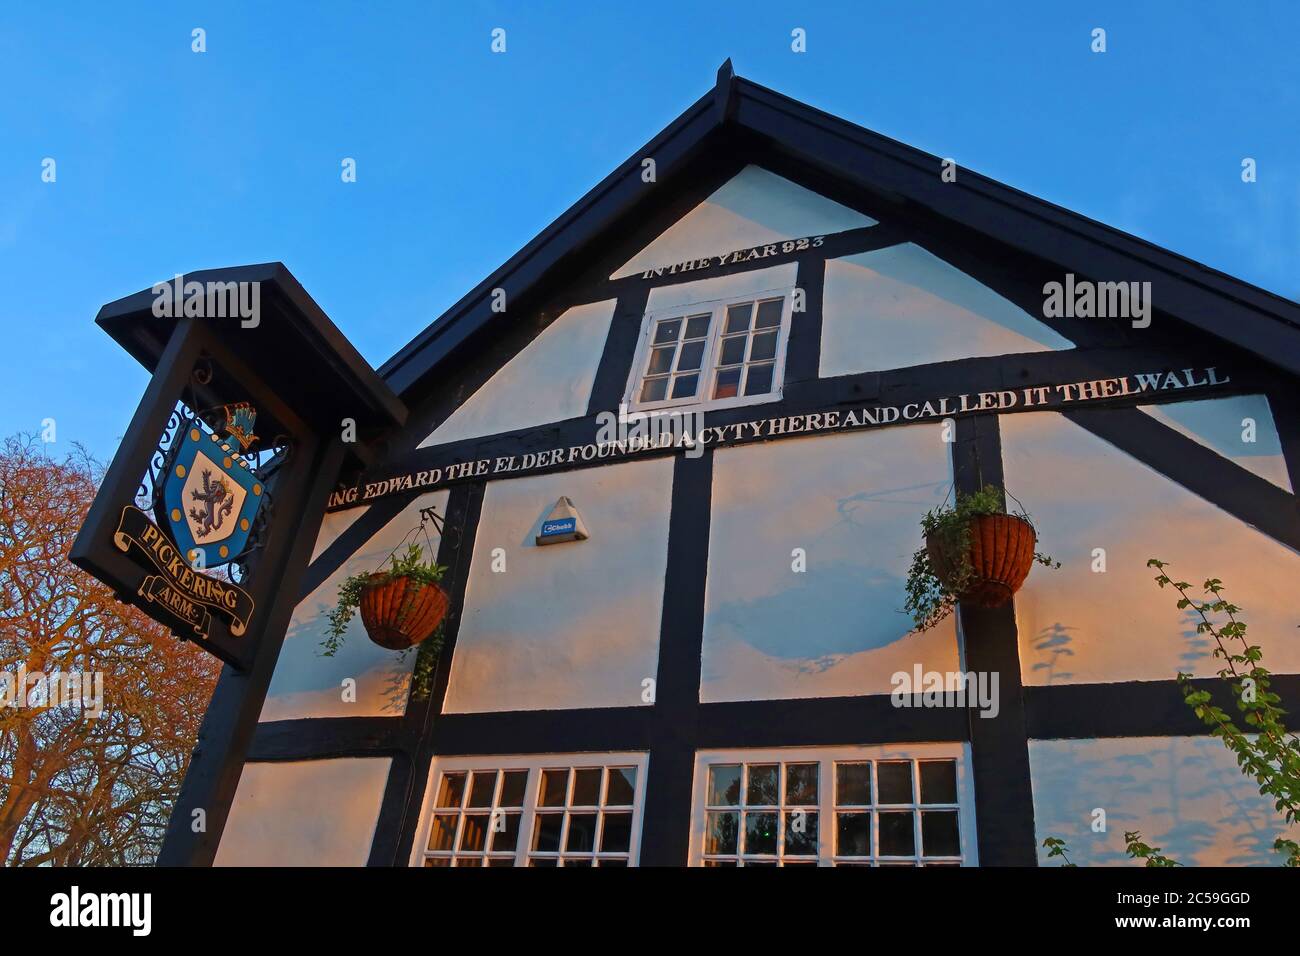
[443,457,674,714]
[820,243,1073,377]
[215,758,391,866]
[702,426,960,703]
[1031,736,1300,866]
[1139,394,1292,492]
[418,299,617,448]
[612,165,875,280]
[261,491,448,721]
[1002,412,1300,685]
[310,506,367,562]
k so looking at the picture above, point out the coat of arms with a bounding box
[155,404,265,568]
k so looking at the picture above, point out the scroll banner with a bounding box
[112,506,254,638]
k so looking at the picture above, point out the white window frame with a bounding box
[688,743,978,867]
[410,752,650,867]
[622,286,795,414]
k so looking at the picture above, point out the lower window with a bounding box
[689,744,976,866]
[414,752,649,867]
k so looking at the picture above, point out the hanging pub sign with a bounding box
[110,403,269,641]
[71,349,294,669]
[67,265,407,866]
[71,264,409,671]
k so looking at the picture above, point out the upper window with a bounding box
[413,753,648,867]
[689,744,976,866]
[624,290,793,413]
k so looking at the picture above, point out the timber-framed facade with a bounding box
[86,63,1300,867]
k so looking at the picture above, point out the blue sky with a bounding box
[2,1,1297,461]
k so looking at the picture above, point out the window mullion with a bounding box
[775,761,786,864]
[697,303,728,402]
[912,759,923,865]
[871,762,880,866]
[823,758,833,867]
[516,767,539,868]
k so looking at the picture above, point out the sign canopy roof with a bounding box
[96,261,407,442]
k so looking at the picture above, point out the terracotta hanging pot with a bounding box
[358,573,449,650]
[925,513,1037,608]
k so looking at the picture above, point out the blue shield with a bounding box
[157,423,264,567]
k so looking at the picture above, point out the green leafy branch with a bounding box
[1148,559,1300,866]
[1047,563,1300,867]
[1042,836,1075,866]
[1123,831,1180,867]
[1043,832,1180,867]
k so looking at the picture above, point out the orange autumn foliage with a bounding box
[0,435,220,865]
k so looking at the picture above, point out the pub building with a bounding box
[72,62,1300,867]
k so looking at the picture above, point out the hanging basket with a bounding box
[358,573,449,650]
[925,513,1037,608]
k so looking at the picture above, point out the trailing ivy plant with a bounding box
[321,543,447,657]
[1046,561,1300,867]
[903,484,1059,632]
[406,624,445,702]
